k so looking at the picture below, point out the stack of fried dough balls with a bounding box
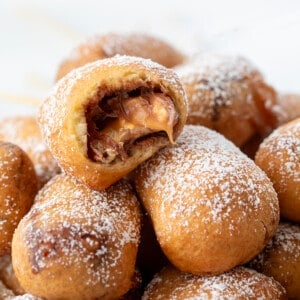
[8,34,188,299]
[249,118,300,299]
[2,32,300,299]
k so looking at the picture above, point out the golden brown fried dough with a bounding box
[142,266,287,299]
[133,125,279,275]
[39,55,187,191]
[12,175,141,300]
[0,116,60,187]
[255,118,300,222]
[56,32,185,80]
[175,53,282,147]
[250,223,300,300]
[0,142,38,256]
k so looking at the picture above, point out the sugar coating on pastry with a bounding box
[176,54,258,111]
[142,266,286,299]
[257,118,300,188]
[40,55,187,190]
[175,53,282,147]
[255,118,300,221]
[251,223,300,270]
[133,125,279,275]
[12,175,141,299]
[0,142,38,256]
[176,53,280,118]
[29,179,140,276]
[45,55,186,143]
[136,125,278,225]
[56,32,185,80]
[249,222,300,299]
[0,116,60,187]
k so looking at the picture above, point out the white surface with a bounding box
[0,0,300,116]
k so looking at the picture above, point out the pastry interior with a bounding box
[85,84,178,164]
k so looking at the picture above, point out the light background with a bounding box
[0,0,299,116]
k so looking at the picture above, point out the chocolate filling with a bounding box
[86,87,178,164]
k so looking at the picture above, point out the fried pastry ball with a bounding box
[142,266,287,299]
[255,118,300,222]
[12,175,141,300]
[175,53,282,147]
[133,125,279,275]
[56,32,185,80]
[0,142,38,256]
[40,56,187,191]
[0,116,61,187]
[249,223,300,300]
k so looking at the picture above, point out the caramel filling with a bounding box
[87,88,178,164]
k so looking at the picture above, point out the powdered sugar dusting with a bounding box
[0,144,28,249]
[142,266,286,299]
[19,175,140,289]
[0,117,60,186]
[250,222,300,272]
[39,55,186,175]
[135,125,278,232]
[78,55,185,96]
[65,33,184,70]
[257,119,300,190]
[176,53,257,80]
[39,67,84,146]
[175,53,260,118]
